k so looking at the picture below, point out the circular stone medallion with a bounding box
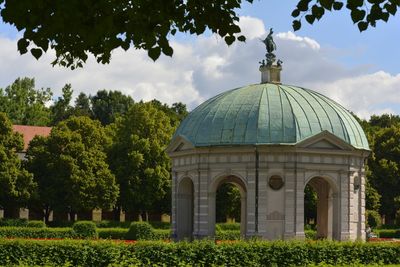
[269,175,284,190]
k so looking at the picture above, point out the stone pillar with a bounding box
[295,168,306,239]
[246,167,257,237]
[171,171,178,238]
[358,171,366,241]
[339,171,351,240]
[92,209,102,222]
[257,168,268,237]
[284,170,296,239]
[196,168,210,238]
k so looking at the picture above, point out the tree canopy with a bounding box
[26,116,119,220]
[0,0,250,68]
[0,112,35,216]
[108,102,174,217]
[292,0,400,32]
[0,78,52,126]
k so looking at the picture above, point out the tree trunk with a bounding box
[113,206,121,221]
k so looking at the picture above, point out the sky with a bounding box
[0,1,399,119]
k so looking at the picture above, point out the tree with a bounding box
[368,124,400,223]
[291,0,400,32]
[72,92,92,118]
[0,112,35,217]
[304,184,317,227]
[26,116,119,222]
[0,77,52,126]
[0,0,249,68]
[91,90,134,125]
[50,84,74,125]
[216,183,241,222]
[149,100,188,128]
[108,102,174,220]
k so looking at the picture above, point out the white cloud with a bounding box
[0,16,398,119]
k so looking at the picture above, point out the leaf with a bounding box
[333,1,344,10]
[357,21,368,32]
[385,3,397,15]
[237,35,246,42]
[148,47,161,61]
[311,5,325,20]
[171,29,177,35]
[381,12,390,22]
[351,9,366,23]
[320,0,334,10]
[162,45,173,57]
[297,0,311,11]
[305,14,316,24]
[17,38,29,54]
[292,20,302,31]
[30,48,43,60]
[224,35,235,45]
[291,9,300,17]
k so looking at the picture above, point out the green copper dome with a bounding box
[175,83,369,150]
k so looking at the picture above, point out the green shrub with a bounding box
[26,220,46,228]
[47,220,74,228]
[153,229,170,240]
[366,210,382,228]
[72,221,98,239]
[97,228,128,239]
[216,229,241,240]
[126,222,153,240]
[148,221,171,229]
[0,227,74,238]
[96,220,131,228]
[216,223,240,231]
[1,239,400,266]
[376,229,400,238]
[305,230,317,240]
[0,218,28,227]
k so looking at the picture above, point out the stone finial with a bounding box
[260,64,282,84]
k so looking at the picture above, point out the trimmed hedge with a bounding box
[0,227,75,239]
[1,239,400,266]
[376,229,400,238]
[26,220,46,228]
[72,221,98,239]
[216,223,240,231]
[0,218,28,227]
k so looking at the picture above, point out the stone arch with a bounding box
[304,174,340,240]
[176,177,194,240]
[209,173,247,237]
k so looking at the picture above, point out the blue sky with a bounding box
[0,1,399,118]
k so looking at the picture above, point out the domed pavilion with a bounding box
[167,31,369,241]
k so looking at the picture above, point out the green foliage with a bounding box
[126,222,153,240]
[0,112,35,212]
[0,1,251,68]
[97,228,128,240]
[305,230,317,240]
[0,218,28,227]
[0,77,52,126]
[148,221,171,230]
[26,116,119,219]
[216,223,240,231]
[95,220,132,228]
[0,227,75,238]
[109,102,174,214]
[375,229,400,238]
[90,90,134,125]
[305,184,317,225]
[215,230,241,240]
[1,239,400,266]
[72,221,98,239]
[291,0,400,33]
[366,210,382,228]
[50,84,74,125]
[216,183,241,223]
[26,220,46,228]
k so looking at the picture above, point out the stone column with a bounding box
[284,169,296,239]
[171,171,178,238]
[196,168,210,238]
[295,168,306,239]
[339,171,351,240]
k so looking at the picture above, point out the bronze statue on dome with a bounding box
[260,28,281,67]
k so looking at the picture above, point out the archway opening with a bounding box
[304,176,339,240]
[212,175,247,237]
[176,177,194,240]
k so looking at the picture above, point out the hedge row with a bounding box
[1,239,400,266]
[375,229,400,238]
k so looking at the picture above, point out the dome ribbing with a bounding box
[174,83,369,150]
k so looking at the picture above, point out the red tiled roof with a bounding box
[12,125,52,151]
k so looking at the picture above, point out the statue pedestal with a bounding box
[260,65,282,84]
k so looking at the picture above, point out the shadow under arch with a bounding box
[176,177,194,240]
[209,174,247,237]
[304,175,340,240]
